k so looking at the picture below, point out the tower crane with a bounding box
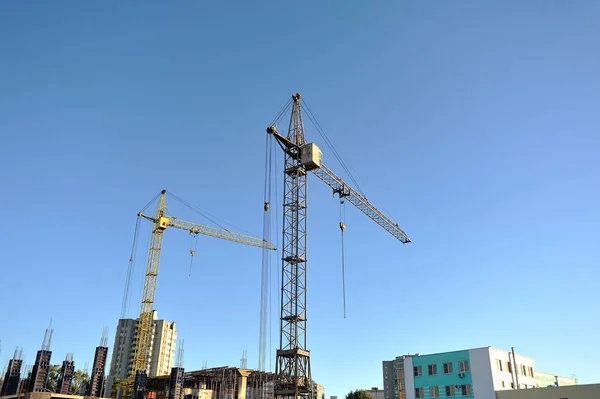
[127,190,277,399]
[266,94,411,399]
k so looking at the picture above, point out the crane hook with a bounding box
[189,233,199,277]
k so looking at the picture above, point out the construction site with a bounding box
[0,94,410,399]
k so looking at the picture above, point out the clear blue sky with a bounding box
[1,1,599,397]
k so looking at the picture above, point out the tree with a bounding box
[111,378,122,398]
[346,390,373,399]
[47,364,62,392]
[70,369,90,395]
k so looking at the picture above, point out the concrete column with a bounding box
[237,369,251,399]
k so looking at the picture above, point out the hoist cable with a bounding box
[121,215,141,319]
[139,191,162,214]
[188,233,198,277]
[303,101,364,195]
[301,99,366,197]
[167,191,256,237]
[340,200,347,319]
[270,98,294,127]
[270,135,281,373]
[259,132,274,371]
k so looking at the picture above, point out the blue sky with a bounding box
[1,1,599,397]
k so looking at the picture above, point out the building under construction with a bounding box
[146,367,275,399]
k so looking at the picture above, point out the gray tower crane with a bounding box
[267,93,411,399]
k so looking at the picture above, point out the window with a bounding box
[443,362,453,374]
[414,366,422,377]
[459,360,469,373]
[521,365,527,375]
[415,387,423,398]
[507,361,512,373]
[428,364,437,376]
[445,385,455,397]
[500,381,505,388]
[510,382,514,389]
[430,386,439,398]
[461,384,472,396]
[528,366,534,377]
[495,359,503,371]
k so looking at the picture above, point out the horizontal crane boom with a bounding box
[139,212,277,250]
[268,125,410,244]
[312,164,411,244]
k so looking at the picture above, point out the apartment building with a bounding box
[383,346,573,399]
[106,310,177,390]
[313,382,326,399]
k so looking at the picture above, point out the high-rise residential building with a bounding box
[383,356,409,399]
[383,347,576,399]
[106,310,177,390]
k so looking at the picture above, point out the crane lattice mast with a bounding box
[269,95,311,398]
[267,94,411,399]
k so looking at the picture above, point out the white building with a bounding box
[383,346,575,399]
[485,347,537,391]
[533,370,577,388]
[366,387,385,399]
[106,310,177,389]
[313,382,325,399]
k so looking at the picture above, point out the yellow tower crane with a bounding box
[127,190,277,399]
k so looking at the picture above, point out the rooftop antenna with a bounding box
[175,339,184,368]
[42,319,54,351]
[100,326,109,347]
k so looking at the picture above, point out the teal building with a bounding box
[382,346,569,399]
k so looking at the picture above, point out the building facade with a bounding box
[532,371,577,388]
[366,387,385,399]
[384,355,412,399]
[312,382,325,399]
[496,383,600,399]
[383,347,573,399]
[106,310,177,389]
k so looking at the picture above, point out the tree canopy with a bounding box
[47,364,62,392]
[70,369,90,395]
[43,365,89,394]
[111,378,122,398]
[346,390,373,399]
